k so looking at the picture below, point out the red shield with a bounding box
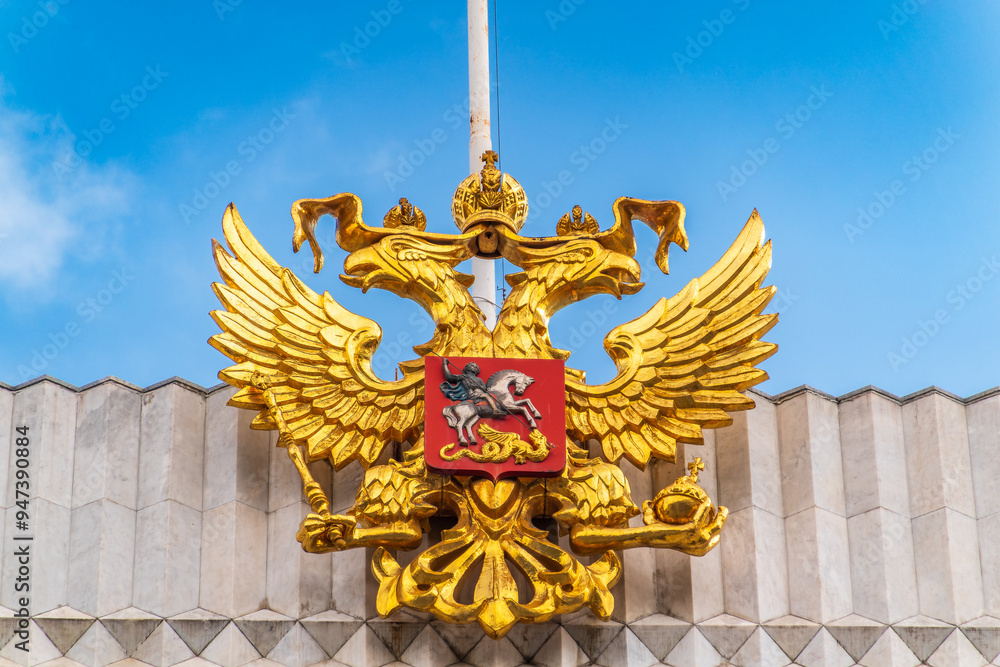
[424,356,566,481]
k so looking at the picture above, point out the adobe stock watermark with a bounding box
[638,243,800,317]
[338,0,408,64]
[288,225,339,277]
[383,96,476,190]
[887,255,998,371]
[7,0,71,53]
[544,0,587,30]
[525,117,628,223]
[878,0,930,40]
[564,301,620,352]
[372,311,435,378]
[769,287,799,316]
[843,127,959,243]
[716,85,832,201]
[51,65,168,180]
[213,0,242,21]
[15,267,135,381]
[179,107,295,224]
[673,0,752,73]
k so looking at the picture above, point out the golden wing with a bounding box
[210,204,422,470]
[566,210,777,468]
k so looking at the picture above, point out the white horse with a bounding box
[441,369,543,446]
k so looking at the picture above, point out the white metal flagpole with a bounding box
[468,0,497,329]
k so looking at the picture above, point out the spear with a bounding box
[442,357,535,432]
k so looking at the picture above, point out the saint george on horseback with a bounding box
[440,358,506,416]
[438,359,543,447]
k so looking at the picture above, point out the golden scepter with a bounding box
[251,371,332,520]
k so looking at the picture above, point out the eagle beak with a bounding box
[341,248,383,293]
[598,254,643,299]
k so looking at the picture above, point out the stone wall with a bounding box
[0,376,997,667]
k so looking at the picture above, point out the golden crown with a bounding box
[383,197,427,231]
[451,151,528,234]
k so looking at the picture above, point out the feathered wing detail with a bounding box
[553,445,639,530]
[566,210,777,468]
[210,204,422,470]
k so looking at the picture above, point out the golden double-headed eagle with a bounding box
[210,151,776,638]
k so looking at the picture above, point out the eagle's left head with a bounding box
[504,235,643,312]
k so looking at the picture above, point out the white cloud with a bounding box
[0,93,133,299]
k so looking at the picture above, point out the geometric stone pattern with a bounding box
[2,376,998,666]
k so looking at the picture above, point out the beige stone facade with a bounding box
[0,376,998,666]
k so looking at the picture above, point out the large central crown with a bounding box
[451,151,528,234]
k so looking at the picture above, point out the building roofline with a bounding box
[3,375,997,406]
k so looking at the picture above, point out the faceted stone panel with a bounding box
[165,610,229,656]
[503,621,557,663]
[892,616,955,663]
[366,612,426,660]
[776,390,846,517]
[137,384,205,512]
[34,608,96,656]
[72,382,140,510]
[100,607,162,656]
[926,629,989,667]
[967,394,1000,519]
[594,627,658,667]
[911,509,985,624]
[697,614,756,660]
[715,402,783,517]
[202,389,269,513]
[664,627,725,667]
[794,627,854,667]
[133,501,201,619]
[264,624,327,667]
[265,503,331,620]
[331,625,394,667]
[198,622,261,667]
[629,614,690,661]
[825,614,886,663]
[397,626,457,667]
[233,611,295,658]
[858,628,920,667]
[729,627,790,667]
[838,390,910,518]
[846,508,918,624]
[761,615,820,662]
[719,508,788,623]
[901,392,976,518]
[784,507,852,624]
[8,380,78,509]
[463,635,523,667]
[131,622,195,667]
[200,504,268,619]
[298,611,363,660]
[961,616,1000,663]
[531,627,589,667]
[562,616,622,661]
[67,500,136,618]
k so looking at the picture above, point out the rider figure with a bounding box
[441,359,505,416]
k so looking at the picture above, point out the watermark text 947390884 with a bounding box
[12,424,32,653]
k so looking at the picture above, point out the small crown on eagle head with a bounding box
[383,197,427,231]
[451,151,528,234]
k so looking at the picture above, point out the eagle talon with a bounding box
[294,513,358,552]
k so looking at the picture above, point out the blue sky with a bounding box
[0,1,997,398]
